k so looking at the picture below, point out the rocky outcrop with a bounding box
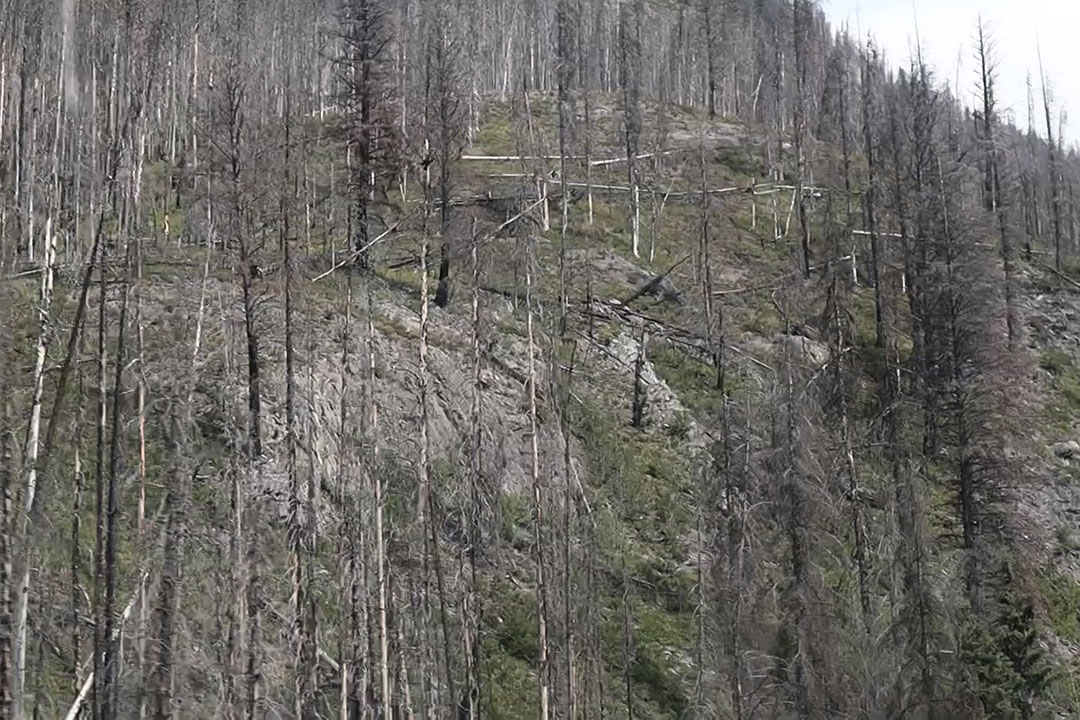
[1053,441,1080,461]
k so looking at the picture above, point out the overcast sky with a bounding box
[822,0,1078,147]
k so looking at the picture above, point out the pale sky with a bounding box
[823,0,1078,147]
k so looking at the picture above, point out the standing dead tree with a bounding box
[619,0,644,257]
[525,233,552,720]
[1,303,15,720]
[367,267,392,716]
[554,1,578,714]
[11,192,55,720]
[428,7,466,309]
[416,20,459,710]
[339,0,400,271]
[975,20,1016,348]
[792,0,812,278]
[459,220,484,720]
[1037,45,1064,271]
[281,44,318,719]
[207,5,267,714]
[146,196,215,720]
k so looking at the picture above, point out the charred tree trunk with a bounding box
[620,0,643,257]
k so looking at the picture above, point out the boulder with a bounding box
[1053,440,1080,459]
[630,273,685,305]
[568,248,685,305]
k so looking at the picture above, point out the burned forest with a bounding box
[3,0,1080,718]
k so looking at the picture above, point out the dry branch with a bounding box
[460,150,673,166]
[311,210,420,282]
[584,299,774,373]
[1031,256,1080,291]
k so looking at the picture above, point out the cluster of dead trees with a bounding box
[0,0,1078,718]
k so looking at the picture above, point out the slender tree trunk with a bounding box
[704,0,717,118]
[830,275,871,629]
[71,441,85,708]
[583,45,594,226]
[92,232,109,720]
[101,239,133,720]
[283,96,315,720]
[338,269,355,720]
[526,237,551,720]
[886,87,936,713]
[418,208,457,708]
[555,10,578,703]
[149,469,189,720]
[792,0,811,278]
[1,401,14,720]
[631,326,647,428]
[620,0,643,257]
[692,465,708,718]
[620,528,634,720]
[1039,55,1063,271]
[367,268,391,716]
[860,54,886,354]
[977,26,1017,348]
[12,215,55,720]
[461,220,483,719]
[134,218,150,720]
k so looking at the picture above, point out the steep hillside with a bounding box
[5,90,1080,720]
[9,0,1080,716]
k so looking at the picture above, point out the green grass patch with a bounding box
[631,600,694,714]
[471,106,515,155]
[499,491,532,551]
[743,302,784,336]
[650,346,730,419]
[1039,348,1080,428]
[569,402,692,564]
[483,648,539,719]
[491,580,540,664]
[1037,569,1080,644]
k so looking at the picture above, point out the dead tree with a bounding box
[11,206,55,720]
[101,242,133,720]
[427,8,465,309]
[619,0,644,257]
[631,326,647,428]
[460,221,484,719]
[92,219,109,720]
[885,68,936,714]
[281,50,318,719]
[336,265,358,717]
[1038,48,1064,271]
[781,330,814,720]
[976,20,1016,347]
[555,2,578,711]
[525,235,552,720]
[149,205,214,720]
[792,0,812,278]
[367,269,392,715]
[860,46,886,353]
[1,398,13,720]
[703,0,719,118]
[340,0,399,270]
[148,464,191,720]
